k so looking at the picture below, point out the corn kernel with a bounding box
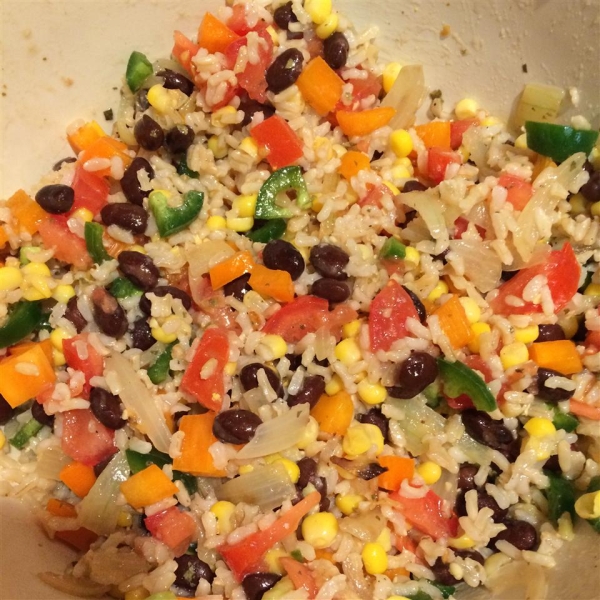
[296,415,319,449]
[357,379,387,405]
[404,247,420,265]
[274,458,300,484]
[458,297,481,324]
[239,136,259,158]
[302,512,338,549]
[343,423,384,457]
[499,341,529,370]
[390,129,414,158]
[304,0,332,25]
[334,338,362,366]
[325,375,343,396]
[210,500,236,534]
[71,207,94,223]
[147,84,179,114]
[584,283,600,296]
[361,542,388,575]
[481,116,501,127]
[524,417,556,438]
[227,216,254,232]
[312,194,325,212]
[129,244,146,254]
[457,144,470,162]
[514,133,528,149]
[316,11,339,38]
[383,62,402,94]
[261,334,288,359]
[455,98,479,120]
[342,319,361,339]
[265,25,280,46]
[21,262,51,277]
[0,266,23,291]
[427,281,449,302]
[376,527,392,552]
[265,548,288,574]
[395,157,414,171]
[590,146,600,170]
[222,362,236,376]
[0,430,5,451]
[150,318,178,344]
[382,181,401,196]
[117,511,133,528]
[234,194,258,218]
[514,324,540,344]
[207,134,228,159]
[50,328,73,352]
[206,215,227,231]
[124,587,150,600]
[468,321,491,353]
[238,464,254,474]
[574,490,600,520]
[416,461,442,485]
[335,493,362,516]
[391,165,412,181]
[53,349,66,367]
[448,533,476,549]
[211,105,238,128]
[52,284,76,304]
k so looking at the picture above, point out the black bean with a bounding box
[242,573,282,600]
[238,94,275,127]
[262,239,305,281]
[90,387,126,430]
[492,519,537,551]
[535,367,572,403]
[213,409,262,444]
[91,287,128,338]
[121,157,154,206]
[431,558,459,586]
[158,69,195,96]
[287,375,325,409]
[134,115,164,151]
[35,184,74,214]
[100,203,148,234]
[387,352,438,399]
[223,273,252,301]
[544,454,561,473]
[313,475,330,511]
[130,317,155,350]
[455,489,507,523]
[0,395,14,425]
[311,278,350,303]
[309,244,349,280]
[580,169,600,203]
[135,89,151,112]
[52,157,76,171]
[273,2,297,30]
[139,285,192,316]
[402,286,426,323]
[31,401,54,429]
[358,408,390,443]
[462,409,520,461]
[239,363,284,397]
[285,353,303,371]
[357,463,387,480]
[64,296,87,333]
[454,549,484,565]
[174,555,215,594]
[323,32,349,70]
[296,457,318,489]
[402,180,427,193]
[457,463,479,491]
[93,453,115,477]
[165,125,195,155]
[117,251,160,291]
[266,48,304,94]
[535,324,565,343]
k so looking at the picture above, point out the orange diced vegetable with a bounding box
[296,56,344,116]
[9,339,54,366]
[209,250,255,289]
[338,151,370,180]
[197,12,241,54]
[67,120,105,154]
[46,498,77,518]
[414,121,452,149]
[433,295,473,349]
[6,189,50,235]
[336,107,396,137]
[173,413,227,477]
[314,549,335,562]
[529,340,583,375]
[311,391,353,436]
[385,566,411,579]
[569,399,600,421]
[280,556,318,598]
[59,461,97,498]
[532,154,557,183]
[120,464,179,509]
[0,345,56,408]
[0,227,8,249]
[378,455,415,492]
[46,498,98,551]
[78,136,133,177]
[248,264,294,303]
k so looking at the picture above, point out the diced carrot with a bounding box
[296,56,344,116]
[529,340,583,375]
[570,399,600,421]
[120,464,179,509]
[6,189,50,235]
[248,264,294,303]
[78,136,133,178]
[338,151,370,180]
[9,339,54,366]
[209,250,255,289]
[336,107,396,137]
[67,120,105,154]
[59,461,97,498]
[311,391,353,436]
[0,227,9,249]
[378,455,415,492]
[54,528,99,552]
[433,295,473,349]
[173,413,227,477]
[46,498,77,518]
[280,556,318,598]
[197,12,241,54]
[414,121,452,149]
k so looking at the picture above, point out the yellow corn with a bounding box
[226,216,254,232]
[404,247,420,265]
[265,25,280,46]
[150,317,179,344]
[71,207,94,223]
[514,324,539,344]
[206,215,227,230]
[391,165,412,181]
[234,194,258,218]
[458,297,481,324]
[468,322,491,353]
[261,334,288,359]
[296,416,319,449]
[390,129,413,158]
[584,283,600,296]
[22,262,51,277]
[574,490,600,520]
[265,548,288,574]
[129,244,146,254]
[376,527,392,552]
[238,464,254,474]
[334,338,362,366]
[53,349,66,367]
[239,136,259,158]
[0,266,23,291]
[52,284,76,304]
[342,423,384,457]
[273,458,300,484]
[481,116,501,127]
[416,461,442,485]
[361,542,388,575]
[147,84,179,114]
[0,430,6,451]
[383,62,402,94]
[568,192,587,216]
[342,319,361,339]
[524,417,556,438]
[455,98,479,120]
[448,533,476,549]
[357,379,387,405]
[304,0,332,25]
[301,512,338,548]
[207,135,228,159]
[210,500,236,534]
[514,133,528,149]
[499,341,529,370]
[325,375,343,396]
[335,493,362,516]
[382,181,401,196]
[316,12,339,39]
[210,106,238,128]
[427,281,448,302]
[50,328,72,352]
[117,511,133,528]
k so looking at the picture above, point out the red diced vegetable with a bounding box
[427,147,461,184]
[59,409,116,467]
[62,334,104,399]
[71,164,110,216]
[197,13,241,55]
[498,173,534,211]
[172,30,200,75]
[38,218,92,270]
[144,506,197,557]
[251,115,304,169]
[450,118,478,149]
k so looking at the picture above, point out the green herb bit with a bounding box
[109,277,143,299]
[147,343,175,385]
[10,418,44,449]
[175,156,200,179]
[544,471,576,526]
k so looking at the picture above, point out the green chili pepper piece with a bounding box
[84,222,112,264]
[174,156,200,179]
[126,51,153,92]
[149,190,204,237]
[246,218,287,243]
[109,277,143,299]
[586,476,600,532]
[10,418,44,449]
[147,343,175,384]
[544,471,576,525]
[380,237,406,260]
[289,549,305,562]
[550,406,579,433]
[0,301,43,349]
[254,166,310,220]
[437,358,497,412]
[428,581,456,599]
[407,592,433,600]
[524,121,599,163]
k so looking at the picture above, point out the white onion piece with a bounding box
[401,189,449,247]
[503,242,551,271]
[449,239,502,293]
[216,463,295,511]
[455,434,494,466]
[187,241,235,304]
[381,65,425,130]
[38,573,110,598]
[105,352,172,454]
[236,404,310,459]
[36,445,71,480]
[338,511,386,542]
[78,451,129,536]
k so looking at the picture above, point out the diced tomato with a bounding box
[250,115,303,169]
[180,329,229,411]
[358,183,391,208]
[172,30,200,75]
[211,82,240,110]
[59,409,116,466]
[446,394,474,410]
[144,506,196,557]
[390,489,459,540]
[348,71,382,103]
[585,328,600,351]
[463,354,493,382]
[453,216,486,240]
[498,173,534,211]
[279,557,318,598]
[369,280,419,352]
[427,147,461,185]
[54,528,99,552]
[62,334,104,399]
[38,218,92,270]
[450,118,478,150]
[489,242,580,315]
[382,258,406,278]
[71,164,109,216]
[227,4,268,35]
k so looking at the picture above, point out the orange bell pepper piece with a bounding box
[529,340,583,375]
[338,151,370,180]
[6,189,50,236]
[336,107,396,137]
[120,464,179,509]
[248,264,295,303]
[378,455,415,492]
[311,391,353,436]
[9,339,54,366]
[414,121,452,149]
[78,136,133,177]
[59,461,97,498]
[433,295,473,349]
[197,12,241,54]
[296,57,344,116]
[67,120,105,154]
[46,499,99,551]
[209,250,255,289]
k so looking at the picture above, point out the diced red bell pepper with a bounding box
[450,118,478,150]
[279,556,318,598]
[144,506,196,557]
[38,218,92,270]
[172,30,200,75]
[227,4,268,35]
[71,164,110,216]
[62,334,104,399]
[453,216,486,240]
[427,147,461,185]
[250,115,304,169]
[59,409,116,467]
[498,173,534,211]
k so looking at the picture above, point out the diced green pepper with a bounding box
[84,222,112,264]
[109,277,143,299]
[0,301,43,348]
[174,156,200,179]
[149,190,204,237]
[423,380,442,408]
[10,418,44,449]
[524,121,599,163]
[437,358,497,412]
[254,166,310,220]
[19,246,42,266]
[246,218,287,243]
[126,51,153,93]
[550,406,579,433]
[428,581,456,599]
[380,237,406,260]
[544,471,576,526]
[147,343,175,384]
[585,476,600,533]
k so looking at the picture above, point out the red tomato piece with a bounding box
[450,118,478,150]
[250,115,304,169]
[585,328,600,351]
[498,173,534,211]
[445,394,474,410]
[71,164,109,216]
[262,295,329,343]
[358,183,390,208]
[369,280,419,352]
[227,4,268,35]
[427,147,461,185]
[279,557,318,598]
[144,507,196,557]
[489,242,580,316]
[172,30,200,75]
[62,334,104,399]
[390,489,459,540]
[59,409,116,466]
[462,355,493,382]
[180,329,229,411]
[38,218,92,270]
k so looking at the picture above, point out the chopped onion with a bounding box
[448,239,502,293]
[338,510,386,542]
[401,189,449,248]
[38,573,110,598]
[36,444,71,480]
[381,65,425,130]
[503,242,551,271]
[105,352,172,453]
[78,451,129,536]
[236,404,310,459]
[512,83,565,128]
[455,433,494,466]
[215,463,295,511]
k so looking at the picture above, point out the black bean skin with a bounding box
[580,169,600,203]
[242,573,282,600]
[273,2,297,30]
[431,558,459,586]
[158,69,195,96]
[455,489,507,523]
[266,48,304,94]
[93,454,116,477]
[165,125,195,155]
[262,239,305,281]
[313,475,330,511]
[535,324,566,343]
[402,180,428,193]
[323,32,349,70]
[462,409,520,461]
[90,387,126,430]
[309,244,349,280]
[492,519,538,551]
[130,317,155,350]
[311,278,350,303]
[287,375,325,409]
[134,115,164,151]
[121,157,154,206]
[139,285,192,316]
[31,401,54,429]
[296,457,318,489]
[212,410,262,444]
[238,95,275,127]
[118,251,160,291]
[223,273,252,301]
[402,286,426,323]
[91,287,128,338]
[100,203,148,234]
[454,549,484,565]
[52,157,76,171]
[357,463,387,480]
[64,296,87,333]
[387,352,438,399]
[535,367,573,403]
[0,395,14,425]
[358,408,390,443]
[35,184,74,214]
[135,90,151,112]
[457,463,479,491]
[239,363,284,397]
[174,555,215,595]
